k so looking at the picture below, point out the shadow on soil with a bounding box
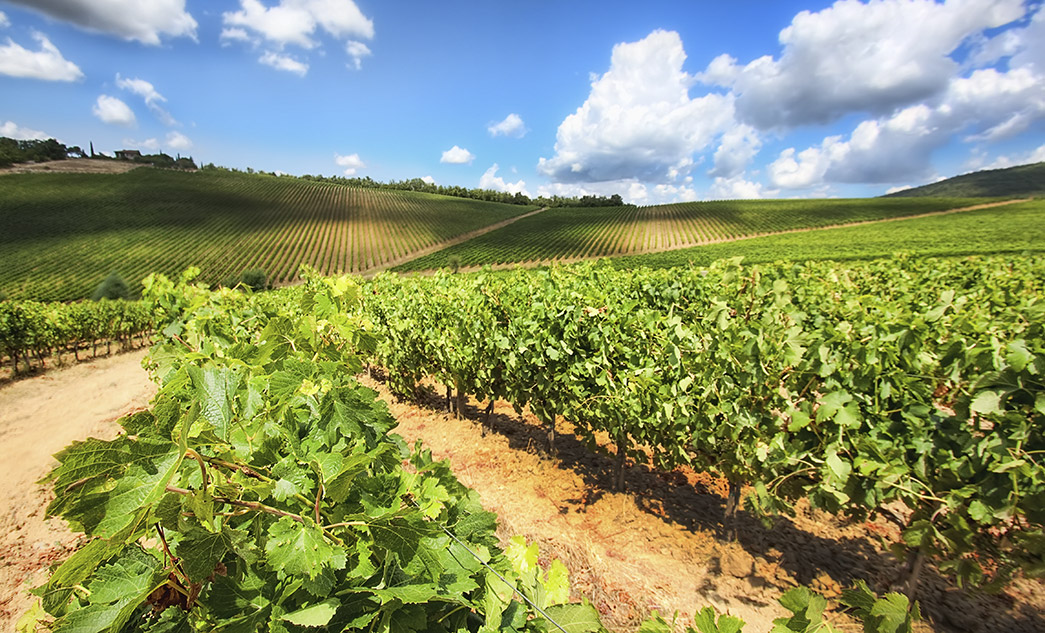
[376,373,1044,633]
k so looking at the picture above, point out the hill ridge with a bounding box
[883,161,1045,198]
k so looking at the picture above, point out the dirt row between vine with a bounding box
[1,352,1042,632]
[363,375,1045,633]
[0,349,156,630]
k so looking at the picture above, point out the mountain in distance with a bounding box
[883,161,1045,198]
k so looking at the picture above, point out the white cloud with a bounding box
[122,131,192,153]
[335,152,365,175]
[982,144,1045,169]
[116,74,177,126]
[0,11,9,28]
[223,0,374,71]
[537,180,631,201]
[972,5,1045,71]
[479,164,528,196]
[166,131,192,151]
[116,74,164,105]
[440,145,475,165]
[704,0,1026,130]
[488,113,526,138]
[708,176,775,200]
[123,137,160,151]
[709,124,761,179]
[220,27,251,44]
[0,32,83,81]
[538,30,734,184]
[0,120,49,140]
[769,62,1045,188]
[5,0,196,45]
[92,94,136,126]
[421,175,436,184]
[260,51,308,76]
[345,40,370,70]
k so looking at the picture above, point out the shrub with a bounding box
[91,273,131,301]
[239,268,268,291]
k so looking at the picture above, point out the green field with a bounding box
[609,198,1045,268]
[0,168,533,301]
[392,197,996,271]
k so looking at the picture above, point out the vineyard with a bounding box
[392,197,1002,271]
[12,252,1043,631]
[362,256,1045,608]
[21,266,964,633]
[0,168,534,301]
[614,198,1045,269]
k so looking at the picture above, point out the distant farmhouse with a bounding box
[115,149,143,161]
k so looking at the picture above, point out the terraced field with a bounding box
[392,197,998,271]
[0,168,533,301]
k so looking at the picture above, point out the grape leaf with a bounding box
[280,599,339,627]
[265,517,345,579]
[187,365,243,440]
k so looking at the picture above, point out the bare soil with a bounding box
[0,159,143,175]
[0,349,156,630]
[0,352,1041,632]
[364,375,1045,633]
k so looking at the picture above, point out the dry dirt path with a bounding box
[363,377,1045,633]
[1,351,1042,632]
[0,349,156,630]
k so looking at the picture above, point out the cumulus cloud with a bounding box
[116,74,177,126]
[92,95,136,126]
[709,124,761,179]
[479,164,529,196]
[5,0,196,45]
[124,137,160,151]
[166,131,192,151]
[702,0,1025,130]
[488,113,526,138]
[421,175,436,184]
[0,120,49,140]
[260,51,308,76]
[0,32,83,81]
[222,0,374,72]
[335,152,365,175]
[769,63,1045,189]
[0,11,9,28]
[538,30,734,184]
[345,40,371,70]
[440,145,475,165]
[979,144,1045,170]
[535,180,651,206]
[708,176,775,200]
[122,131,192,152]
[971,5,1045,71]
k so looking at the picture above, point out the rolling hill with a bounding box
[883,161,1045,198]
[0,168,534,301]
[391,197,999,272]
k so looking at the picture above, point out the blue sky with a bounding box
[1,1,1043,204]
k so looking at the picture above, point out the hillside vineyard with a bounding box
[0,169,533,301]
